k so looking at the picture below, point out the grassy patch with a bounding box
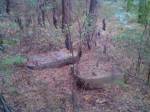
[1,55,27,65]
[0,22,18,30]
[0,55,27,75]
[3,38,19,46]
[0,55,27,86]
[113,79,128,88]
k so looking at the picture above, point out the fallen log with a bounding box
[75,70,123,90]
[27,50,79,70]
[72,58,124,90]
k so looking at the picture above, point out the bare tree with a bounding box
[102,18,106,31]
[62,0,72,31]
[5,0,10,14]
[85,0,98,49]
[52,0,58,29]
[37,0,46,27]
[89,0,97,15]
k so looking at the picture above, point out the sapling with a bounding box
[102,18,106,31]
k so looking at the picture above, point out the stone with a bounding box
[27,50,79,70]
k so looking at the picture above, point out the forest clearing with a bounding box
[0,0,150,112]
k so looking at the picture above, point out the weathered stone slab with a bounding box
[27,50,79,70]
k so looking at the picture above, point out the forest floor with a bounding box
[3,18,150,112]
[1,1,150,112]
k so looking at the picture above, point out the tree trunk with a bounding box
[88,0,98,29]
[89,0,97,14]
[62,0,73,54]
[136,51,141,74]
[147,64,150,84]
[5,0,10,14]
[85,0,98,49]
[62,0,71,31]
[37,0,45,27]
[52,0,58,29]
[15,17,23,30]
[102,18,106,31]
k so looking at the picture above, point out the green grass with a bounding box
[1,55,27,65]
[0,55,27,85]
[113,79,128,88]
[0,55,27,74]
[3,39,19,46]
[0,22,18,30]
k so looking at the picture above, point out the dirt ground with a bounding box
[1,5,150,112]
[4,27,150,112]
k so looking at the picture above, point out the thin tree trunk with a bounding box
[102,18,106,31]
[89,0,97,14]
[37,0,45,27]
[52,0,58,29]
[85,0,98,50]
[15,17,23,30]
[136,51,141,74]
[147,64,150,84]
[62,0,71,31]
[5,0,10,14]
